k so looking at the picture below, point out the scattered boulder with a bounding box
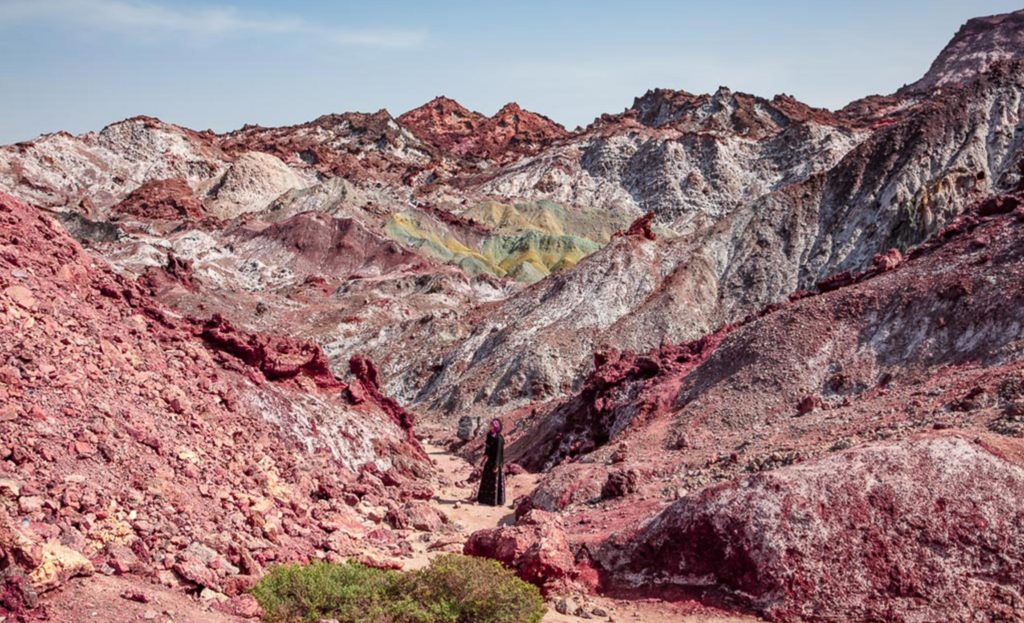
[600,469,639,500]
[385,501,448,532]
[457,415,481,442]
[795,395,822,415]
[516,463,607,518]
[620,212,656,241]
[29,542,94,594]
[104,544,139,575]
[978,193,1020,216]
[871,247,903,272]
[815,270,855,292]
[1,507,92,611]
[212,593,264,619]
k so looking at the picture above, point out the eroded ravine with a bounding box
[411,438,764,623]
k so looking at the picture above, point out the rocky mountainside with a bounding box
[390,52,1024,417]
[468,190,1024,621]
[903,8,1024,93]
[0,192,434,618]
[2,7,1024,623]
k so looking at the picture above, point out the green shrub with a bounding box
[250,554,545,623]
[249,561,415,623]
[401,554,545,623]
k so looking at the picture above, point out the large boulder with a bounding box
[385,501,448,532]
[464,510,584,591]
[1,508,93,612]
[602,434,1024,622]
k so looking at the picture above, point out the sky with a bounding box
[0,0,1020,144]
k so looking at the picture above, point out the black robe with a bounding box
[477,432,506,506]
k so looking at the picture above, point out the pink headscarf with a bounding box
[489,418,502,434]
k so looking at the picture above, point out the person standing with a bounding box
[476,419,506,506]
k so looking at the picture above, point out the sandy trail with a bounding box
[412,439,763,623]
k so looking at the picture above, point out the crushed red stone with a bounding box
[0,192,431,618]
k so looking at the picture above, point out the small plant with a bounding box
[249,561,415,623]
[402,554,546,623]
[250,554,545,623]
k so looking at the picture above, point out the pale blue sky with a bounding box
[0,0,1019,143]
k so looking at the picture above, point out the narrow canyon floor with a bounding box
[408,436,764,623]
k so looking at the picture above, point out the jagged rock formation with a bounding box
[903,9,1024,93]
[474,86,864,224]
[398,97,568,163]
[2,8,1024,621]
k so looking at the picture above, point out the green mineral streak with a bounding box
[385,201,626,283]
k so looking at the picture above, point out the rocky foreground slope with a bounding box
[0,192,435,618]
[2,6,1024,623]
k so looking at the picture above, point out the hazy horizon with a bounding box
[0,0,1019,144]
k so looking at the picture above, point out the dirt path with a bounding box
[412,440,763,623]
[39,574,246,623]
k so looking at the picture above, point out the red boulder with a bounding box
[464,510,581,592]
[515,463,607,518]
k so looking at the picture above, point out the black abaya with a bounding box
[477,432,506,506]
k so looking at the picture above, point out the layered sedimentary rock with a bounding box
[394,56,1024,417]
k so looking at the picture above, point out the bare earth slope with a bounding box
[0,192,432,619]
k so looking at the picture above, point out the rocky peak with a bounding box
[98,115,223,150]
[625,86,839,139]
[492,102,527,123]
[903,9,1024,93]
[469,102,568,162]
[308,109,404,137]
[397,98,567,162]
[397,96,488,152]
[483,102,567,143]
[401,96,483,124]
